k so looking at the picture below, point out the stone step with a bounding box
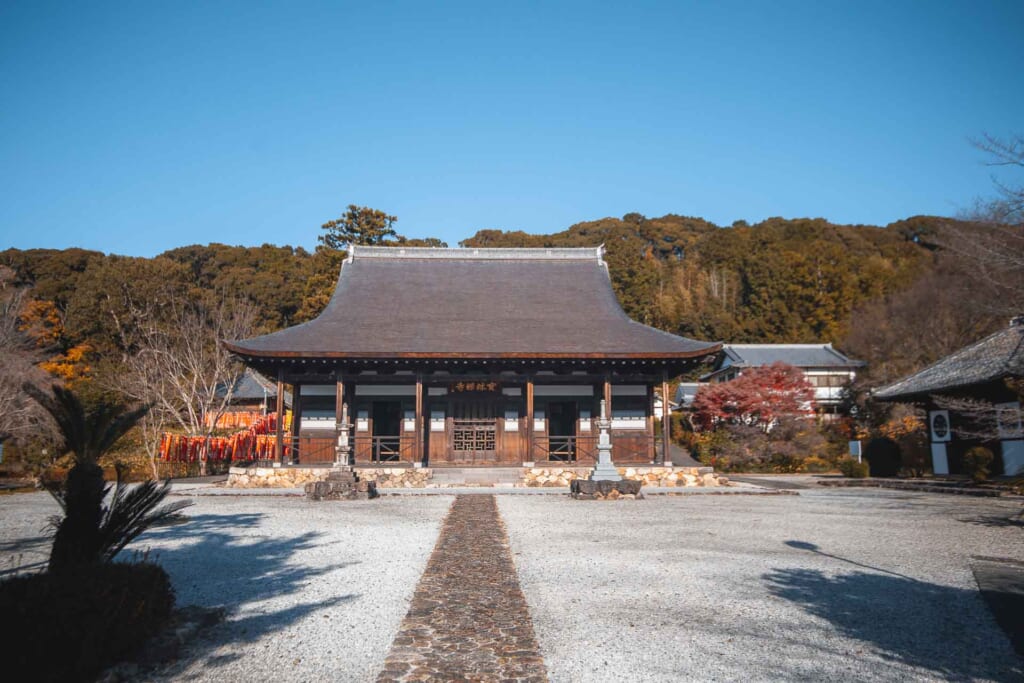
[429,467,526,485]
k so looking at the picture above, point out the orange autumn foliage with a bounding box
[39,343,92,386]
[878,414,925,440]
[18,299,63,348]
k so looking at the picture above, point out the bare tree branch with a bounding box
[931,393,1023,442]
[113,295,256,474]
[0,267,57,447]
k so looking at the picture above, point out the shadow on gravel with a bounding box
[0,535,50,553]
[138,513,359,676]
[0,535,51,578]
[958,512,1024,528]
[764,565,1022,680]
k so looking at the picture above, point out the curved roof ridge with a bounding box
[875,323,1024,399]
[726,343,834,348]
[352,245,603,261]
[225,248,717,359]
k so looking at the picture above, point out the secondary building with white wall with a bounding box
[875,317,1024,476]
[697,343,865,415]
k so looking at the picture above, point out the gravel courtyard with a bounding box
[500,489,1024,682]
[1,487,1021,682]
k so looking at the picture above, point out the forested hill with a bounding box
[0,213,988,384]
[462,214,942,345]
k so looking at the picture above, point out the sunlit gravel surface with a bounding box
[3,487,1023,681]
[499,489,1024,682]
[0,491,453,682]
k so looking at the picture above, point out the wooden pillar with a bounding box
[603,375,612,415]
[661,372,671,465]
[525,375,534,462]
[415,374,423,464]
[275,367,285,463]
[291,383,302,465]
[647,384,655,447]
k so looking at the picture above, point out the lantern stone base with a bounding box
[570,478,644,500]
[304,469,378,501]
[590,459,623,482]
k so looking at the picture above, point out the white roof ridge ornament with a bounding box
[727,343,834,348]
[351,245,603,261]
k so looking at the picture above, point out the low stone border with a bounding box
[521,467,590,487]
[360,468,432,488]
[819,479,1008,497]
[621,466,728,488]
[226,466,325,488]
[570,479,643,500]
[523,465,728,488]
[228,464,728,489]
[226,466,431,489]
[646,488,799,496]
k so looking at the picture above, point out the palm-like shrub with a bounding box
[23,384,191,572]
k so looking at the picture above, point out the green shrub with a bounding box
[768,452,804,473]
[838,457,870,478]
[0,561,175,682]
[963,446,994,483]
[896,431,930,477]
[864,437,901,477]
[801,455,833,473]
[669,412,691,446]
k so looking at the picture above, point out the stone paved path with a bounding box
[377,495,548,682]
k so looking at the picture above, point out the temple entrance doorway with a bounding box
[371,400,402,462]
[547,400,578,461]
[449,396,498,464]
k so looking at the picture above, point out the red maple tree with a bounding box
[691,362,816,431]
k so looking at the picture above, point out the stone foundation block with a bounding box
[305,469,378,500]
[226,466,329,488]
[522,467,589,487]
[358,467,432,488]
[618,466,727,487]
[570,479,644,500]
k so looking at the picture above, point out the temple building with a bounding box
[225,246,719,468]
[875,317,1024,476]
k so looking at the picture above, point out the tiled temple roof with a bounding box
[875,319,1024,400]
[700,343,864,381]
[225,246,719,360]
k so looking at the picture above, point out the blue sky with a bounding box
[1,1,1021,257]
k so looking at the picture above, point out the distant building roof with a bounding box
[701,343,864,381]
[875,318,1024,401]
[225,246,719,360]
[673,382,701,409]
[216,369,291,406]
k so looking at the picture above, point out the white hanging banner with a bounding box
[929,410,951,443]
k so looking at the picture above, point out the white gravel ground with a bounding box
[3,487,1022,681]
[0,491,453,682]
[499,489,1024,682]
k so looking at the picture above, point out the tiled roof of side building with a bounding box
[215,369,278,400]
[874,319,1024,401]
[225,246,720,359]
[720,344,865,369]
[700,343,865,381]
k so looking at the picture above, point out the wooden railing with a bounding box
[353,434,416,464]
[532,435,597,464]
[609,433,663,463]
[289,436,336,465]
[531,434,663,464]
